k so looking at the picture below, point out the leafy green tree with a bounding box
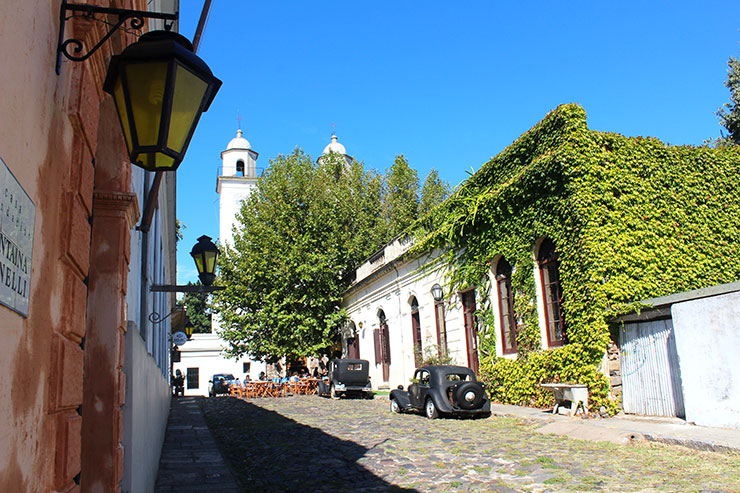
[214,149,385,361]
[383,154,420,238]
[718,56,740,145]
[175,218,185,242]
[419,168,451,215]
[181,281,211,334]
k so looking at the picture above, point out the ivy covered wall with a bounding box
[412,103,740,413]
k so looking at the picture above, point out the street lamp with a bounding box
[190,235,220,287]
[103,30,222,172]
[431,283,444,302]
[56,2,221,172]
[185,321,194,340]
[151,236,224,293]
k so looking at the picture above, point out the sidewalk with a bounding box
[490,403,740,453]
[154,396,240,492]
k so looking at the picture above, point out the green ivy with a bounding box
[411,104,740,414]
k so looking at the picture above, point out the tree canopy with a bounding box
[420,168,452,215]
[214,148,452,361]
[214,150,385,360]
[718,56,740,145]
[181,281,212,334]
[383,154,420,238]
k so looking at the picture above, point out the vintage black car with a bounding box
[317,358,373,399]
[389,365,491,419]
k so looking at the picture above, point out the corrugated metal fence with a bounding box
[620,319,685,418]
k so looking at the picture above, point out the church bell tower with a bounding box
[216,129,259,247]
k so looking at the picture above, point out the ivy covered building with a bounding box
[343,103,740,414]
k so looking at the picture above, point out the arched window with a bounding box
[495,257,517,354]
[538,238,566,347]
[236,159,245,176]
[409,296,422,366]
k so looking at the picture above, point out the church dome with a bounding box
[322,134,346,156]
[226,129,251,150]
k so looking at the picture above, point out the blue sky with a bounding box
[174,1,740,283]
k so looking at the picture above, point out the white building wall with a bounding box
[122,323,170,493]
[121,166,175,491]
[344,251,473,390]
[173,333,267,395]
[672,290,740,429]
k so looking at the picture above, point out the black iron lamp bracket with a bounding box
[56,0,178,74]
[151,284,225,293]
[149,307,181,325]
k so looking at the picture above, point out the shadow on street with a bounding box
[201,396,416,492]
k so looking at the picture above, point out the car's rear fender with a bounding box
[429,391,455,414]
[389,389,412,409]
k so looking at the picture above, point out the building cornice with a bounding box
[93,190,140,229]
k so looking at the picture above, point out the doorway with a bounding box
[461,290,479,373]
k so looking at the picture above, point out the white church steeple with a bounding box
[217,128,259,247]
[318,132,353,166]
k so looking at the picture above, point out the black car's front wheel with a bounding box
[390,397,402,414]
[425,398,439,419]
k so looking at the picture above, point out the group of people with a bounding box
[170,355,335,397]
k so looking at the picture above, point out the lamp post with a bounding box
[103,30,222,172]
[190,235,220,287]
[431,283,444,302]
[151,236,224,293]
[57,2,221,172]
[185,321,194,340]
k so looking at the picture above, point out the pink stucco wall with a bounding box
[0,1,144,491]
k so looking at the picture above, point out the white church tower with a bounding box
[318,133,353,167]
[216,129,259,246]
[171,129,268,389]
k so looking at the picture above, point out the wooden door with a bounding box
[347,336,359,359]
[411,310,422,367]
[381,321,390,381]
[461,291,479,374]
[373,323,391,382]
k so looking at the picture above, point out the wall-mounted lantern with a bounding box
[103,31,221,171]
[185,321,194,340]
[151,235,224,294]
[431,283,444,302]
[190,235,220,287]
[57,1,221,172]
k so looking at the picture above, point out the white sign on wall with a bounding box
[0,157,35,317]
[172,331,188,346]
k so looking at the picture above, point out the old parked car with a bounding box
[208,373,235,397]
[317,358,373,399]
[389,365,491,419]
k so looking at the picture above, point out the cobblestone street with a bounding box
[199,395,740,492]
